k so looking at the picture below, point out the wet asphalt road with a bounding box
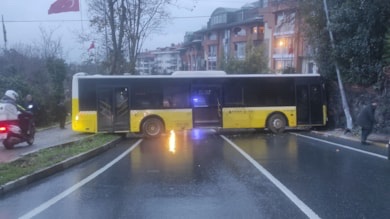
[0,130,389,218]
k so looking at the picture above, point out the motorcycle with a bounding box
[0,104,36,149]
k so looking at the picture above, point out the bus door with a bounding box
[191,86,222,127]
[97,87,129,132]
[296,84,323,125]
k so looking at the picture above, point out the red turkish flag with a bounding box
[88,41,95,51]
[48,0,80,15]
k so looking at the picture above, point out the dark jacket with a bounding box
[57,102,68,118]
[356,105,376,129]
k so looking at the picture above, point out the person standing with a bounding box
[57,99,68,129]
[356,101,378,145]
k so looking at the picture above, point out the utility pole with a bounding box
[323,0,353,131]
[104,0,109,65]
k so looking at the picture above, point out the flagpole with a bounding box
[79,0,84,32]
[104,0,109,62]
[1,15,7,51]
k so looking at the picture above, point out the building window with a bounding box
[234,42,246,60]
[252,27,258,34]
[275,11,295,35]
[274,37,293,55]
[274,59,293,73]
[208,32,217,40]
[252,26,264,34]
[209,45,217,57]
[234,27,246,36]
[210,14,227,26]
[208,61,217,70]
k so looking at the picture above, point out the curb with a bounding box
[0,136,122,196]
[311,130,389,147]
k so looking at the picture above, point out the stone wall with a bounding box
[326,69,390,134]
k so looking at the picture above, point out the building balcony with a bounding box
[231,35,247,42]
[207,56,217,61]
[231,33,263,42]
[272,53,294,59]
[203,39,218,46]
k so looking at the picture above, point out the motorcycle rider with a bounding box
[0,90,32,135]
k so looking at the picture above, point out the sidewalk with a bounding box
[312,128,390,147]
[0,124,92,163]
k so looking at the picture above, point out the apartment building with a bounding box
[181,0,316,74]
[136,45,182,75]
[137,0,316,74]
[180,32,205,71]
[260,0,317,73]
[135,51,155,75]
[195,2,264,71]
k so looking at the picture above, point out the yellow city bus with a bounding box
[71,71,327,137]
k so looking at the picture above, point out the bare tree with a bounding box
[37,26,64,60]
[88,0,172,74]
[125,0,170,73]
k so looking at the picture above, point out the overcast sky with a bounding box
[1,0,249,63]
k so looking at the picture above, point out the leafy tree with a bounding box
[46,58,67,99]
[299,0,390,130]
[299,0,390,86]
[223,42,268,74]
[46,58,68,124]
[383,30,390,65]
[0,43,69,126]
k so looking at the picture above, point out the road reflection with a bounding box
[227,133,298,162]
[129,130,224,183]
[168,130,176,154]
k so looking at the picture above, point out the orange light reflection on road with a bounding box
[169,130,176,154]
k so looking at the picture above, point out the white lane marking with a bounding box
[221,135,321,219]
[293,133,387,160]
[19,139,143,219]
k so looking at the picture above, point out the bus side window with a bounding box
[163,99,171,107]
[224,85,244,106]
[163,84,189,108]
[132,90,162,109]
[133,93,150,108]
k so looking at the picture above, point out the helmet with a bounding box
[4,90,19,101]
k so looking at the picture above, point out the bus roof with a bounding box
[171,70,227,76]
[73,72,322,79]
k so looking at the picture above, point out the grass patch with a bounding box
[0,134,119,186]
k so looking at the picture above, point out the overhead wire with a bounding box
[2,0,257,24]
[2,15,211,24]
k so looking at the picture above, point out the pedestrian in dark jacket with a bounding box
[356,101,378,145]
[57,99,68,129]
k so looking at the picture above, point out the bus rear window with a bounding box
[79,80,97,110]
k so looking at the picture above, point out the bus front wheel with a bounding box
[267,114,286,134]
[142,117,164,138]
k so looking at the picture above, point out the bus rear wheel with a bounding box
[142,117,164,138]
[267,113,286,134]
